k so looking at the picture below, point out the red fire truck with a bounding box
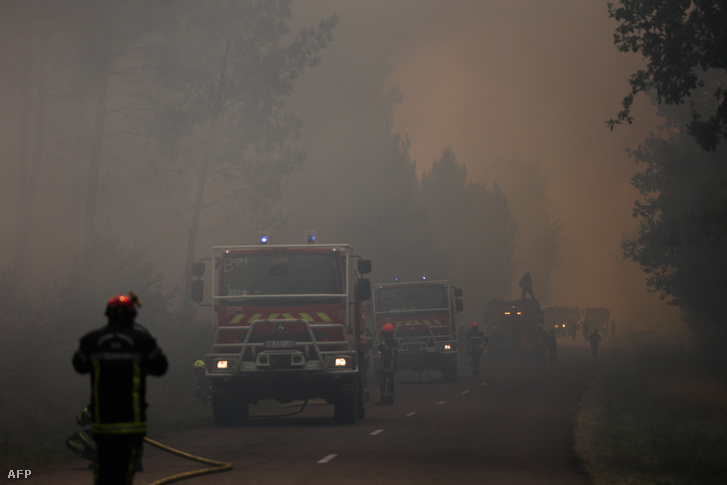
[191,237,372,425]
[372,279,463,382]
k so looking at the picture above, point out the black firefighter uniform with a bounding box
[73,322,167,483]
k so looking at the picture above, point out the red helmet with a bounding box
[381,323,395,334]
[105,294,137,317]
[470,322,478,327]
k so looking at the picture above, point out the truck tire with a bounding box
[334,388,358,425]
[212,391,249,426]
[356,375,366,419]
[442,361,458,383]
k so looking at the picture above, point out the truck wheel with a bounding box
[443,362,459,383]
[357,377,366,419]
[334,389,358,425]
[212,391,249,426]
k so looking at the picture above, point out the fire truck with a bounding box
[582,307,611,337]
[484,298,544,362]
[543,306,580,337]
[190,235,372,425]
[372,279,463,382]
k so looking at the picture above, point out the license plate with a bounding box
[264,340,296,349]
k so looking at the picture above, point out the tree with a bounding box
[622,109,727,343]
[486,156,561,302]
[147,1,337,311]
[421,147,516,321]
[607,0,727,151]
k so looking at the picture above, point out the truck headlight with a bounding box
[335,357,348,367]
[443,344,452,350]
[216,360,229,369]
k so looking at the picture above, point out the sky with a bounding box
[286,0,683,332]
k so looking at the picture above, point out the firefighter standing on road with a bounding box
[588,328,602,358]
[466,322,489,378]
[360,328,373,402]
[73,293,168,485]
[376,323,398,405]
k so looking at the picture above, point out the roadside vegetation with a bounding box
[574,335,727,485]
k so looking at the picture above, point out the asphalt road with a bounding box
[34,340,599,485]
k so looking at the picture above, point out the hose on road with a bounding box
[143,437,232,485]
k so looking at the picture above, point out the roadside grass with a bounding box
[574,338,727,485]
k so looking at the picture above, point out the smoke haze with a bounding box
[0,0,684,334]
[283,0,683,332]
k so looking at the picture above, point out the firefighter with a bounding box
[466,322,489,378]
[519,272,535,300]
[588,328,602,358]
[546,330,558,365]
[194,360,211,405]
[73,293,168,485]
[376,323,398,405]
[457,322,468,365]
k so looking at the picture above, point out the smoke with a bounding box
[286,0,683,332]
[0,1,684,334]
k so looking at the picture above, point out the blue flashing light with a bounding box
[259,232,269,244]
[422,275,427,280]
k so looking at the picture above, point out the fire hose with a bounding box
[143,437,232,485]
[141,399,313,484]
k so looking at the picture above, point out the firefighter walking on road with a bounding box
[466,322,489,378]
[376,323,398,405]
[588,328,602,358]
[73,293,168,485]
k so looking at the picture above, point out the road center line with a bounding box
[318,454,337,464]
[406,411,416,416]
[436,401,447,405]
[370,429,384,436]
[462,390,470,394]
[481,382,487,386]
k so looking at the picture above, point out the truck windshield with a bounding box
[220,252,343,296]
[376,285,447,312]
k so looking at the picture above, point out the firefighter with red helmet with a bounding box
[72,293,168,485]
[376,323,399,405]
[466,322,489,378]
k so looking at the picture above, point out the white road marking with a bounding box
[462,390,470,394]
[318,454,337,464]
[436,401,447,405]
[370,429,384,436]
[481,382,488,386]
[406,411,416,416]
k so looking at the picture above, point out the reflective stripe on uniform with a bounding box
[89,352,142,361]
[92,421,147,434]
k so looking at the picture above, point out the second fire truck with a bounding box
[372,279,463,382]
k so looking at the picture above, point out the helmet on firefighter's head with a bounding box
[105,294,138,318]
[382,323,395,334]
[470,322,478,328]
[194,360,206,368]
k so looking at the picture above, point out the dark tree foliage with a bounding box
[622,127,727,341]
[608,0,727,151]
